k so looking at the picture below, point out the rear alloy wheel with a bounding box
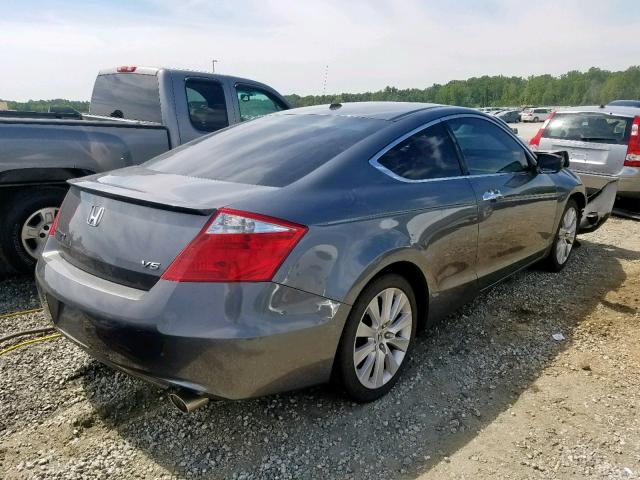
[336,274,417,402]
[544,199,579,272]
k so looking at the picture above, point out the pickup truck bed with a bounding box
[0,116,170,187]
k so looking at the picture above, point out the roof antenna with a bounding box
[322,65,329,96]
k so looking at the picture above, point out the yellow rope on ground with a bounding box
[0,308,44,319]
[0,333,61,356]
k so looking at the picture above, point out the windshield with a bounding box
[543,112,632,145]
[145,114,384,187]
[90,73,162,123]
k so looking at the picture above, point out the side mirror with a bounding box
[536,151,568,172]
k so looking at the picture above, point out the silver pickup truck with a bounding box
[0,66,290,272]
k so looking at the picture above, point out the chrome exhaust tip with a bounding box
[169,390,209,413]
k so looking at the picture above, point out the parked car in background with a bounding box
[0,66,289,272]
[495,110,521,123]
[37,102,590,409]
[530,106,640,200]
[607,100,640,108]
[521,108,552,122]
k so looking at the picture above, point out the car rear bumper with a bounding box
[574,168,640,199]
[36,249,349,400]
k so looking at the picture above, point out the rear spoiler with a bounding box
[578,179,618,233]
[69,178,215,216]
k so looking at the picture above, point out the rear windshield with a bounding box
[543,112,632,145]
[90,74,162,123]
[145,114,384,187]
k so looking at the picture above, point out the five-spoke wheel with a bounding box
[20,207,59,260]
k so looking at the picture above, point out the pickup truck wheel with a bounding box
[0,188,67,272]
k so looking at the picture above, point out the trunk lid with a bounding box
[56,166,278,289]
[539,111,633,176]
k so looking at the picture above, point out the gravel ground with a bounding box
[1,217,639,479]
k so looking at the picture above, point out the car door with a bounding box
[446,116,558,288]
[371,121,479,315]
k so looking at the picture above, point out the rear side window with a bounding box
[90,74,161,122]
[145,114,383,187]
[185,79,229,132]
[543,112,632,145]
[376,123,462,180]
[236,85,287,121]
[448,117,529,174]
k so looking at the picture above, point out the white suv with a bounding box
[521,108,552,123]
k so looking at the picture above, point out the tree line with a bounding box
[2,66,639,112]
[285,66,640,108]
[2,99,90,113]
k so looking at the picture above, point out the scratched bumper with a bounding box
[36,249,349,399]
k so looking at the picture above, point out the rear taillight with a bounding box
[161,209,307,282]
[117,66,137,73]
[624,116,640,167]
[49,210,60,237]
[529,111,556,150]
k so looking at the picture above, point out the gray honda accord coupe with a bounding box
[36,102,586,409]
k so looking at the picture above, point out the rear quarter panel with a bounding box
[263,178,480,324]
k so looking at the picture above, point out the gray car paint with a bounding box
[36,102,587,400]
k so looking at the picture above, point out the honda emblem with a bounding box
[87,206,105,227]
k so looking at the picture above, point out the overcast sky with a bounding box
[1,0,639,101]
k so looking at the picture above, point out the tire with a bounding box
[543,199,579,272]
[335,274,418,402]
[533,117,539,122]
[0,187,67,272]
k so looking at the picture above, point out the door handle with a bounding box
[482,189,503,202]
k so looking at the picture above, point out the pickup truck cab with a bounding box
[0,66,290,272]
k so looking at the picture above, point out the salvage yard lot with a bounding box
[0,216,638,479]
